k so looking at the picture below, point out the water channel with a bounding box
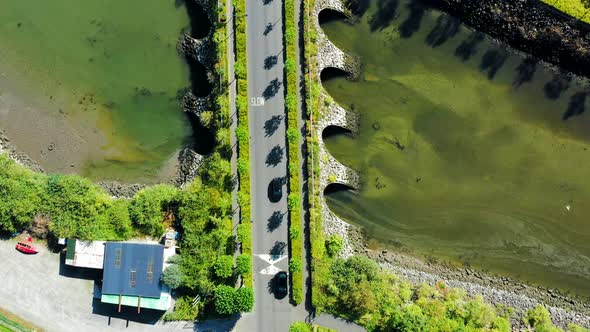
[0,0,211,182]
[321,0,590,297]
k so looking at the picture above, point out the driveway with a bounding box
[0,239,181,332]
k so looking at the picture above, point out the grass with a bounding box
[0,308,41,332]
[232,0,253,288]
[542,0,590,22]
[283,0,304,305]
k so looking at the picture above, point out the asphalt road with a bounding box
[245,0,303,330]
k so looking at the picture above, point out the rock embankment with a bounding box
[424,0,590,78]
[326,215,590,329]
[0,129,43,173]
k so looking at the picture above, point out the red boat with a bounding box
[15,238,38,254]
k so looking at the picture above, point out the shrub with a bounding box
[129,184,179,237]
[214,285,254,314]
[236,254,251,277]
[214,255,234,279]
[290,322,311,332]
[325,235,344,257]
[289,257,302,273]
[161,264,183,289]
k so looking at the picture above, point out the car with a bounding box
[274,271,288,298]
[268,177,283,202]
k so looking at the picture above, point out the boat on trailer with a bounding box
[15,236,38,254]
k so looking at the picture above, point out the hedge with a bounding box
[283,0,304,305]
[232,0,253,288]
[542,0,590,23]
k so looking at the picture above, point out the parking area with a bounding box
[0,239,180,332]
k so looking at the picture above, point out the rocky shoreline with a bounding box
[325,213,590,329]
[423,0,590,78]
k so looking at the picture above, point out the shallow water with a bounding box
[321,0,590,296]
[0,0,208,182]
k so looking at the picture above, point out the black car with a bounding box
[268,177,283,203]
[274,271,288,298]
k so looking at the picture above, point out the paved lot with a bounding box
[0,239,181,332]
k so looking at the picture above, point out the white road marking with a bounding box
[255,254,287,275]
[250,97,265,106]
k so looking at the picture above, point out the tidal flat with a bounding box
[321,0,590,297]
[0,0,210,182]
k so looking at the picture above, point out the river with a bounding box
[0,0,211,182]
[321,0,590,297]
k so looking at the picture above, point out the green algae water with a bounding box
[321,0,590,296]
[0,0,200,182]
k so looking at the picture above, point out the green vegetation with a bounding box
[236,254,252,277]
[543,0,590,22]
[129,184,179,237]
[161,264,183,290]
[0,308,40,332]
[283,0,304,305]
[0,156,134,240]
[290,322,336,332]
[324,234,343,258]
[1,0,253,320]
[214,285,255,315]
[233,0,253,288]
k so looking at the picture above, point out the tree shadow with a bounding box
[479,49,508,80]
[368,0,399,32]
[263,23,274,36]
[263,0,273,5]
[513,57,538,88]
[454,31,484,62]
[267,211,286,232]
[563,91,588,120]
[270,241,287,259]
[346,0,371,17]
[179,0,211,39]
[544,72,572,100]
[263,78,282,100]
[425,15,460,48]
[264,115,283,137]
[265,145,284,167]
[264,55,278,70]
[399,2,425,39]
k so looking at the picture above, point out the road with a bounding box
[245,0,305,330]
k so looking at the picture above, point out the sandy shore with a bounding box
[0,68,108,175]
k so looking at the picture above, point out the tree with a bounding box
[0,155,44,233]
[129,184,179,237]
[236,254,251,277]
[45,174,111,239]
[214,255,234,279]
[161,264,183,289]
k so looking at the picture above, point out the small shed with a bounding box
[65,240,105,269]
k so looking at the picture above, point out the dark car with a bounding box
[268,177,283,203]
[274,271,288,298]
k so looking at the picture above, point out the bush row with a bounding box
[283,0,304,305]
[232,0,253,288]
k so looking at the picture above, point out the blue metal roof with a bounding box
[102,242,164,298]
